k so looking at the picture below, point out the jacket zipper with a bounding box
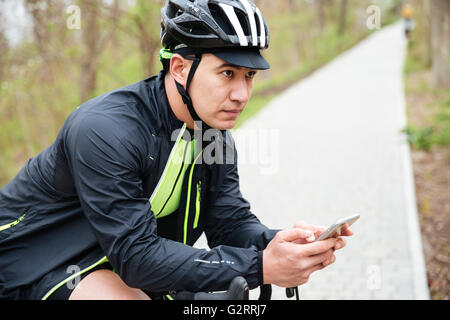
[193,180,201,229]
[183,148,204,244]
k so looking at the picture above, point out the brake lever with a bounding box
[286,286,299,300]
[258,284,272,300]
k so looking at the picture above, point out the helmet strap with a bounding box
[173,52,226,155]
[174,53,212,132]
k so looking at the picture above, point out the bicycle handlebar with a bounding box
[174,277,298,300]
[175,276,249,300]
[175,276,271,300]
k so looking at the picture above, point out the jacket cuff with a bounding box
[257,250,264,286]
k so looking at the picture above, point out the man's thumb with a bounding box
[279,228,314,242]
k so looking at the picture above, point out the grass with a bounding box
[403,43,450,151]
[403,95,450,150]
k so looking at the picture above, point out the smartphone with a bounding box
[315,214,360,241]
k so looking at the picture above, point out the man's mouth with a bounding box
[223,109,243,114]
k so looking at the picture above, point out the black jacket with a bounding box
[0,71,278,299]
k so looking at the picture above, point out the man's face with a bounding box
[188,53,258,130]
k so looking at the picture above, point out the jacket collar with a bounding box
[155,70,185,139]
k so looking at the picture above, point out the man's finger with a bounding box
[334,237,346,250]
[341,227,354,236]
[304,261,327,277]
[302,249,334,268]
[278,228,314,243]
[323,254,336,267]
[294,221,327,234]
[302,238,337,256]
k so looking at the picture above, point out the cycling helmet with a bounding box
[161,0,269,48]
[160,0,270,129]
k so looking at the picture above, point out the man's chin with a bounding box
[196,118,237,131]
[215,120,237,131]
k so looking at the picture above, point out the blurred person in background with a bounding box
[402,3,414,38]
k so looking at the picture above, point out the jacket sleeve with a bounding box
[66,112,262,292]
[205,132,279,251]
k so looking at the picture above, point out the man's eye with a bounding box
[222,70,233,77]
[247,71,257,78]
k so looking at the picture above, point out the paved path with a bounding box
[196,22,429,300]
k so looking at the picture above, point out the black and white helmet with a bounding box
[160,0,270,131]
[161,0,269,50]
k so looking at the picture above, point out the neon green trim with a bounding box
[151,139,189,217]
[183,149,204,244]
[0,214,26,232]
[150,125,195,219]
[41,256,109,300]
[159,47,173,61]
[193,181,201,229]
[165,294,174,300]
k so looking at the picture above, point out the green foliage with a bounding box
[404,46,427,75]
[402,125,434,151]
[403,87,450,150]
[404,37,450,151]
[433,96,450,146]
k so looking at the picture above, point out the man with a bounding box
[402,3,414,38]
[0,0,351,300]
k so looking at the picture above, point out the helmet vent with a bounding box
[253,12,261,35]
[235,10,250,36]
[208,3,234,36]
[178,21,211,36]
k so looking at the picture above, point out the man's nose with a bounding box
[229,79,250,104]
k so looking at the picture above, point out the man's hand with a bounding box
[293,221,354,254]
[262,229,337,288]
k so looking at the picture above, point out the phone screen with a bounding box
[315,214,359,241]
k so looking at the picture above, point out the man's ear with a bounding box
[169,54,191,87]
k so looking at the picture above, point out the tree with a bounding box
[338,0,348,35]
[316,0,325,31]
[419,0,433,68]
[25,0,53,81]
[129,0,164,77]
[430,0,450,88]
[80,0,100,101]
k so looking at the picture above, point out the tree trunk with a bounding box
[420,0,433,68]
[316,0,325,32]
[132,0,164,77]
[431,0,450,88]
[25,0,52,81]
[134,17,156,77]
[287,0,298,13]
[338,0,347,35]
[80,0,100,101]
[109,0,121,51]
